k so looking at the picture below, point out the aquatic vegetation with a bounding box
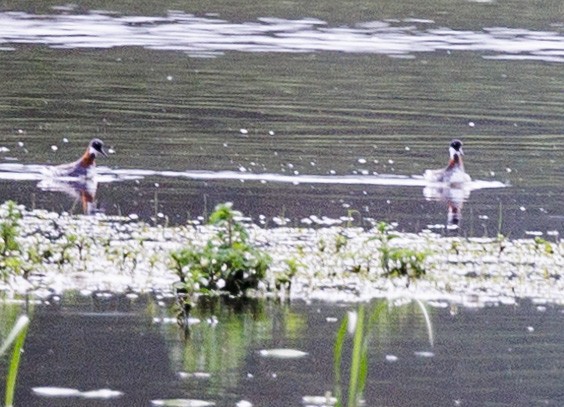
[372,222,429,281]
[0,200,561,307]
[171,203,272,299]
[0,315,30,407]
[333,302,388,407]
[0,201,25,281]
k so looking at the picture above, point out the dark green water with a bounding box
[0,1,562,237]
[1,294,564,406]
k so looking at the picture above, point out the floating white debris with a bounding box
[80,389,124,399]
[178,372,211,379]
[268,130,275,136]
[469,121,475,127]
[527,326,534,332]
[167,75,173,81]
[51,145,58,152]
[326,317,338,323]
[0,147,10,153]
[385,354,399,362]
[239,128,248,134]
[62,138,69,143]
[32,387,81,397]
[302,395,338,405]
[519,206,526,211]
[151,399,215,407]
[405,146,410,151]
[388,159,394,164]
[236,400,253,407]
[357,158,367,164]
[259,349,308,358]
[414,351,435,358]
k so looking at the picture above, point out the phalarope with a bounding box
[424,139,471,185]
[49,138,108,178]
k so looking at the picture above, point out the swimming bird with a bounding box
[424,139,471,185]
[49,138,108,178]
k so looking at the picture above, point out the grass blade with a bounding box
[2,315,29,407]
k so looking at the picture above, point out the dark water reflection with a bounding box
[2,294,564,406]
[0,2,562,237]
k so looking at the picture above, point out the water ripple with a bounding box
[0,11,562,61]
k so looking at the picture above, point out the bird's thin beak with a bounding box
[459,148,464,156]
[100,148,108,158]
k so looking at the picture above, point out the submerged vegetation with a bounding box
[0,201,561,306]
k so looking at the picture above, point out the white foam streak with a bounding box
[0,11,561,61]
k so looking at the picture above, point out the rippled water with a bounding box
[0,1,562,236]
[3,294,564,406]
[1,11,562,61]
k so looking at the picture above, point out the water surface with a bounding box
[0,0,562,237]
[2,294,564,406]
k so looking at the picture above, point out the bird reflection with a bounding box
[37,177,100,215]
[423,184,470,227]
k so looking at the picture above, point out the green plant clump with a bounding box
[171,203,271,298]
[0,201,24,280]
[373,222,429,281]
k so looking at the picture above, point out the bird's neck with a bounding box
[79,150,97,168]
[448,154,464,171]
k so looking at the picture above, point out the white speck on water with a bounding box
[259,348,308,359]
[329,170,336,174]
[310,161,316,166]
[17,141,24,147]
[405,146,410,151]
[151,399,215,407]
[360,170,369,175]
[62,138,69,143]
[358,158,367,164]
[527,326,534,332]
[0,147,10,153]
[520,206,526,211]
[326,317,338,323]
[506,168,512,173]
[239,166,247,172]
[536,306,547,312]
[385,354,399,362]
[236,400,253,407]
[51,145,58,152]
[469,121,475,127]
[547,230,559,236]
[525,231,543,236]
[108,148,116,154]
[388,159,394,164]
[154,183,160,188]
[268,130,275,136]
[414,351,435,358]
[271,373,277,378]
[17,129,24,134]
[373,159,379,164]
[478,215,489,220]
[32,387,81,397]
[386,200,391,204]
[166,75,173,81]
[128,214,139,221]
[223,143,228,147]
[302,395,338,405]
[287,163,294,169]
[239,128,248,135]
[80,389,124,399]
